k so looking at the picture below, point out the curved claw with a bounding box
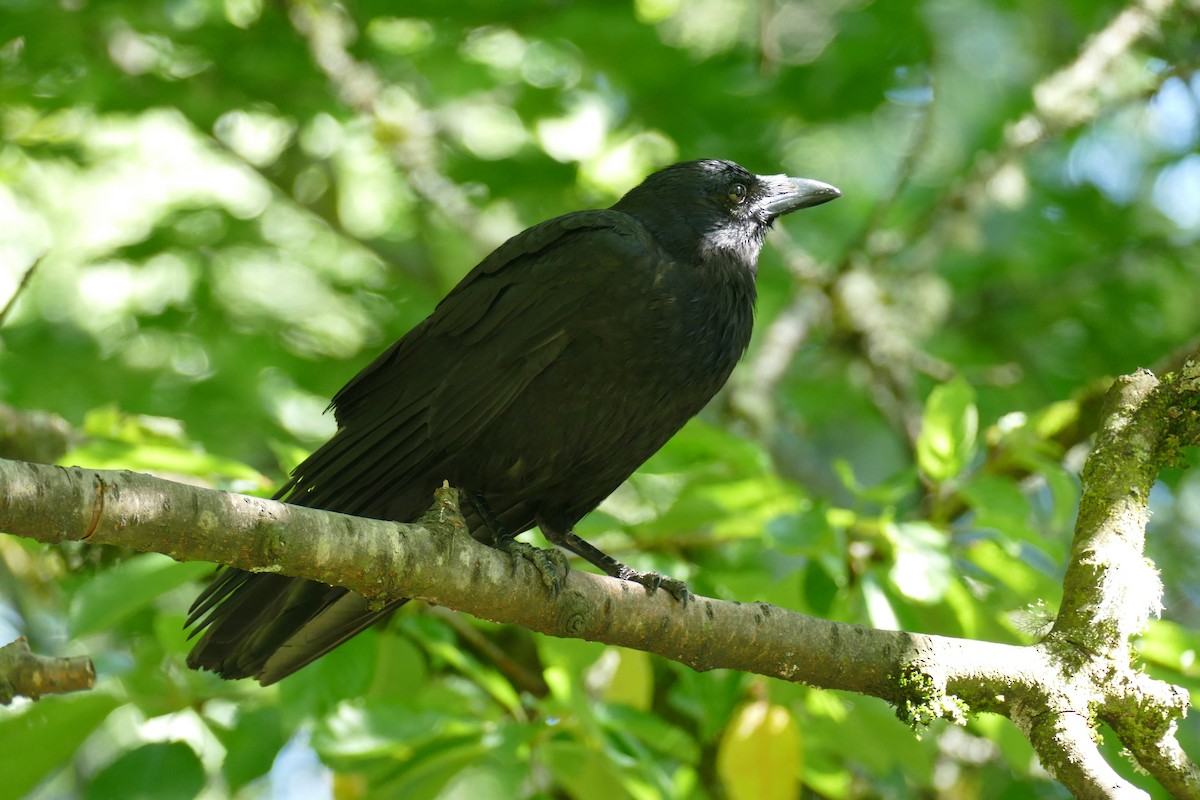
[615,566,691,606]
[496,538,570,596]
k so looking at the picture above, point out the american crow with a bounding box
[187,159,839,683]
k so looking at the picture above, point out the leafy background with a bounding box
[2,0,1200,798]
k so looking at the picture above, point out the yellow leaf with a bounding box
[717,701,803,800]
[596,648,653,711]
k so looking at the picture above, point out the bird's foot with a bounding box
[613,565,691,606]
[496,537,570,596]
[533,518,692,606]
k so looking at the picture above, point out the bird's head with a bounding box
[611,159,840,272]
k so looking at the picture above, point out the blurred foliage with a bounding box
[2,0,1200,798]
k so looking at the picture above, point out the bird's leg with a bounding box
[469,493,568,596]
[536,517,691,605]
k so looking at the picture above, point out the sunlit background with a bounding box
[3,0,1200,798]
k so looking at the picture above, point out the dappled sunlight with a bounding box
[211,247,380,359]
[3,1,1200,797]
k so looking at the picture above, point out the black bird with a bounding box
[186,159,839,683]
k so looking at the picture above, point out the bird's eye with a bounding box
[728,183,748,205]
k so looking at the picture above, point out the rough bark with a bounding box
[3,359,1200,797]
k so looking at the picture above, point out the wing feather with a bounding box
[188,210,661,682]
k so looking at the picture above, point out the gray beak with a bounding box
[758,175,841,217]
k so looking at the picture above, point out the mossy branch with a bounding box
[2,359,1200,795]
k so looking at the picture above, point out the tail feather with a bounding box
[186,572,406,683]
[184,277,572,683]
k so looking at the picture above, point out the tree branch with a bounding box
[1051,369,1165,656]
[2,358,1200,796]
[0,458,938,699]
[740,0,1186,457]
[288,3,498,253]
[0,637,94,704]
[0,403,76,466]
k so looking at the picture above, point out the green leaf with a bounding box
[801,693,936,784]
[542,740,636,800]
[887,522,953,604]
[370,725,533,800]
[640,420,770,476]
[597,703,701,764]
[212,706,287,790]
[311,700,450,761]
[68,406,268,485]
[803,559,840,615]
[420,631,523,717]
[437,761,528,800]
[1029,398,1082,440]
[277,629,379,724]
[832,460,920,505]
[958,474,1041,545]
[963,538,1054,602]
[84,742,205,800]
[859,573,900,631]
[69,555,214,637]
[0,693,119,799]
[1137,620,1200,683]
[773,504,849,593]
[667,669,748,743]
[915,376,978,483]
[62,439,266,485]
[367,631,429,699]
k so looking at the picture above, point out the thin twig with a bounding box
[288,3,495,252]
[772,0,1184,453]
[0,252,46,329]
[903,0,1183,266]
[426,606,549,698]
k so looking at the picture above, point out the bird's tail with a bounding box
[185,569,404,685]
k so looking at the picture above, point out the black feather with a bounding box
[186,159,839,683]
